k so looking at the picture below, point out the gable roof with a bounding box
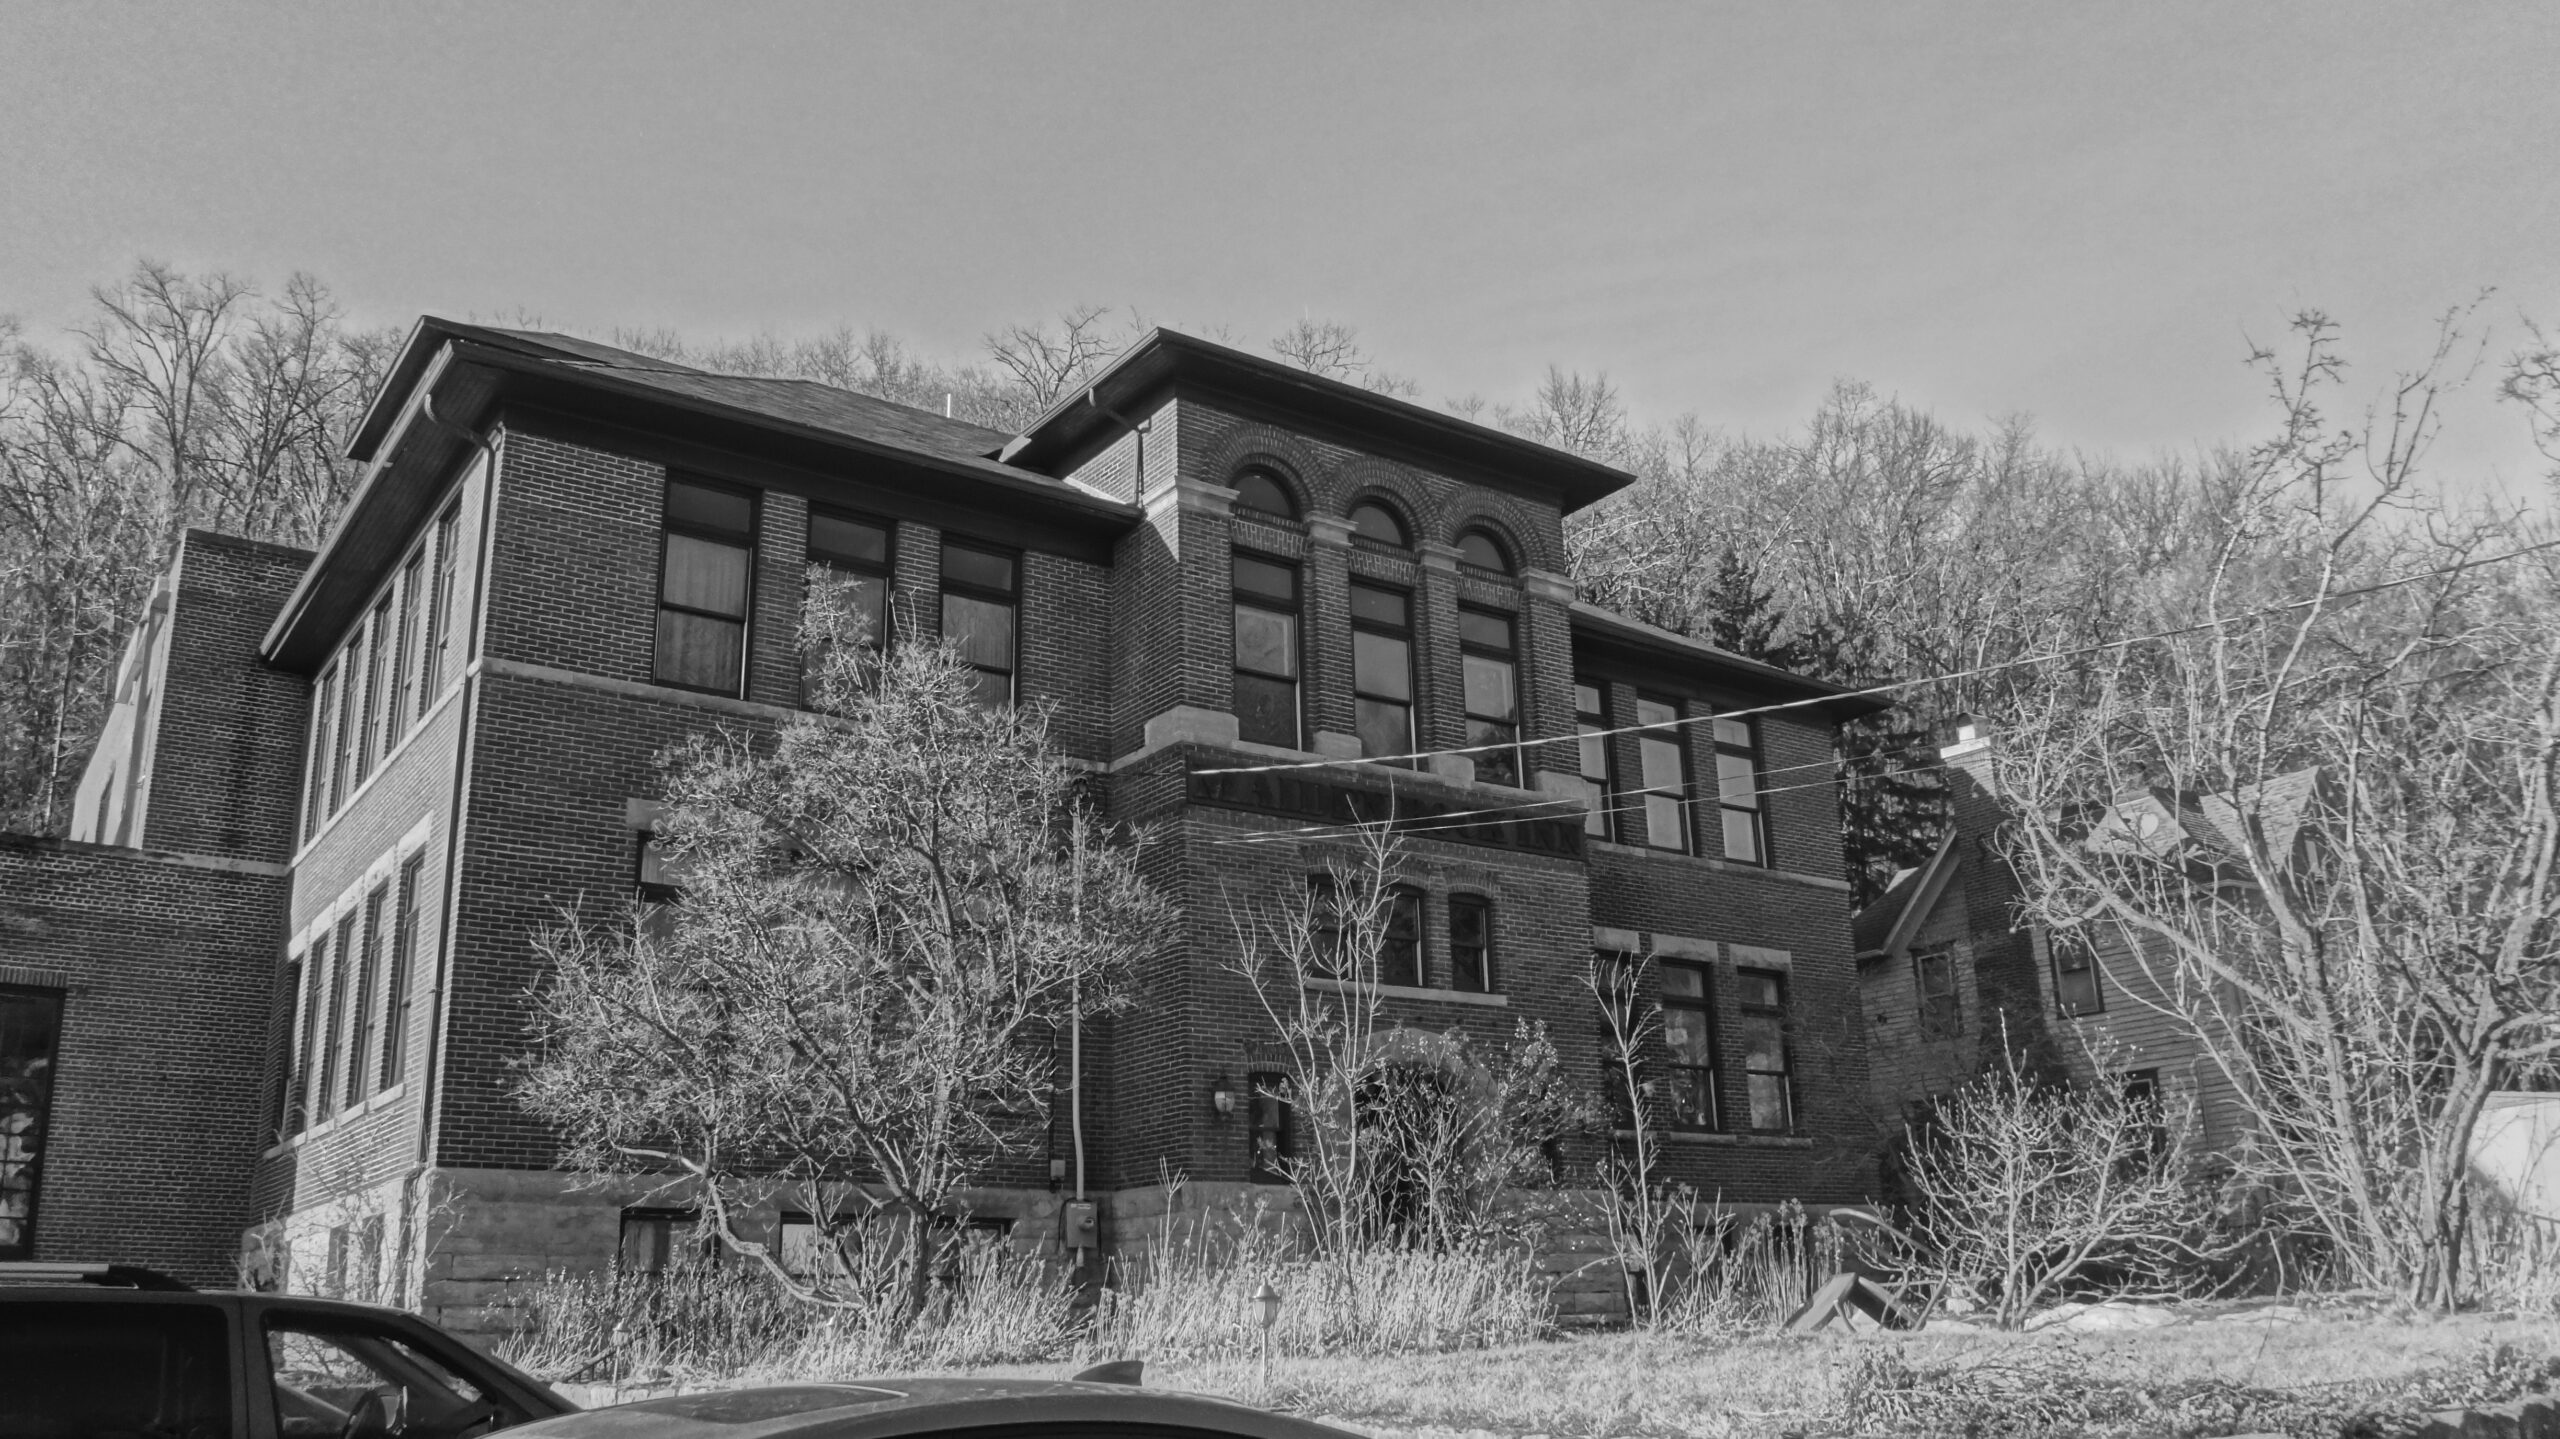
[1853,830,1960,960]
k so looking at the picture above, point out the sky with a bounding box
[4,1,2556,499]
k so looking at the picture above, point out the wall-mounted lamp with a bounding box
[1211,1077,1238,1117]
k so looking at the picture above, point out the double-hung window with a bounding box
[304,663,339,841]
[389,551,424,739]
[289,934,325,1137]
[1635,695,1690,852]
[1231,553,1302,749]
[1349,582,1416,764]
[940,538,1018,707]
[1460,607,1522,786]
[656,480,757,696]
[1248,1071,1292,1182]
[314,912,356,1123]
[330,639,363,813]
[379,855,423,1093]
[1448,895,1494,992]
[2053,932,2105,1015]
[1661,962,1719,1130]
[1915,945,1960,1039]
[1575,681,1615,839]
[1737,968,1793,1131]
[422,504,460,697]
[806,509,894,695]
[1380,887,1425,988]
[272,953,305,1140]
[1713,715,1766,864]
[343,887,386,1112]
[353,599,391,786]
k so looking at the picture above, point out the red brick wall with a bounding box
[0,836,287,1283]
[136,531,313,864]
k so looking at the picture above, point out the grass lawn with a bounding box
[1067,1310,2558,1438]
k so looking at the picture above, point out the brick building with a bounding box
[14,320,1886,1319]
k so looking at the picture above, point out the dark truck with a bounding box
[0,1262,574,1438]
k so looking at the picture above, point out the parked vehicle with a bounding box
[0,1261,575,1438]
[507,1371,1367,1439]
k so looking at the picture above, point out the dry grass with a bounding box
[1072,1310,2560,1439]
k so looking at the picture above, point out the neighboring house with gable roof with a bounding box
[1852,723,2313,1154]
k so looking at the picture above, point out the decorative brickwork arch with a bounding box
[1200,425,1329,510]
[1445,496,1562,574]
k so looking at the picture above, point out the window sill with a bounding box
[1303,978,1509,1008]
[1587,839,1852,893]
[1613,1128,1815,1149]
[263,1083,407,1158]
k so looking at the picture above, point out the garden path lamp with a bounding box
[1252,1278,1282,1388]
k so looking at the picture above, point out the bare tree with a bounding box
[984,304,1123,416]
[1268,318,1420,398]
[521,579,1172,1325]
[1227,822,1585,1259]
[1897,1035,2221,1328]
[1994,310,2560,1308]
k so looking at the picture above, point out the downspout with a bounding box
[396,393,502,1311]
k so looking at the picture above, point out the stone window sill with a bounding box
[1613,1127,1814,1149]
[1587,839,1851,893]
[1304,978,1509,1008]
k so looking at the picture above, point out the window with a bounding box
[314,913,357,1122]
[421,504,460,698]
[1713,714,1765,864]
[1574,681,1615,839]
[378,855,423,1093]
[807,508,894,683]
[354,598,391,784]
[330,637,362,812]
[656,479,756,695]
[289,934,325,1138]
[1232,468,1297,520]
[1915,945,1960,1039]
[2122,1069,2168,1159]
[1635,696,1690,852]
[2053,932,2105,1015]
[940,537,1018,708]
[1248,1072,1291,1182]
[0,1302,232,1437]
[343,886,387,1112]
[1307,875,1345,978]
[304,662,338,840]
[618,1207,706,1274]
[1231,553,1302,749]
[1448,895,1494,993]
[390,551,424,739]
[272,954,304,1141]
[1381,887,1424,988]
[637,835,684,942]
[1455,528,1512,574]
[1460,607,1522,786]
[1348,501,1409,548]
[1349,582,1415,763]
[1660,963,1719,1130]
[0,986,65,1260]
[265,1314,526,1438]
[1737,969,1793,1131]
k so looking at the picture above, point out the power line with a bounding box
[1190,535,2560,781]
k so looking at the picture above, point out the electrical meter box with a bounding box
[1062,1200,1098,1249]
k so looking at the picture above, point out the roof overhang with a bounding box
[266,321,1144,671]
[1568,602,1892,722]
[1001,329,1637,514]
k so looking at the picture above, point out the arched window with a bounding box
[1232,468,1298,520]
[1349,501,1409,548]
[1456,528,1512,574]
